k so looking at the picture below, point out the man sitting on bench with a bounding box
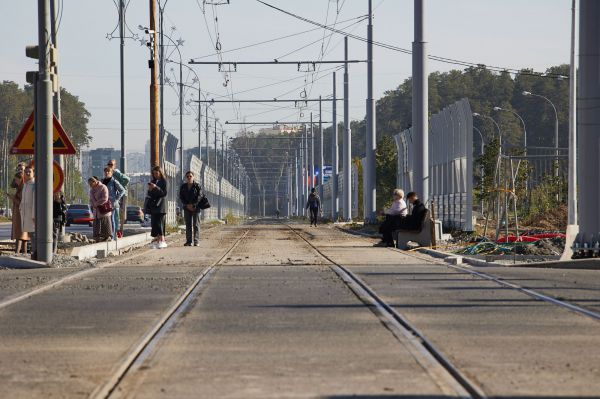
[400,192,427,230]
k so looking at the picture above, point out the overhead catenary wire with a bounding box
[255,0,568,79]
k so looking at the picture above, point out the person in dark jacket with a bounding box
[102,167,125,239]
[146,166,168,249]
[305,188,321,227]
[52,191,67,253]
[179,171,202,246]
[401,192,428,230]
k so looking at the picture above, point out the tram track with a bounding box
[0,225,227,312]
[286,224,484,399]
[395,247,600,322]
[90,229,249,399]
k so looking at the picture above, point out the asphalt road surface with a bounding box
[0,220,599,398]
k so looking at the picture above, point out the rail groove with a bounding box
[286,224,484,399]
[91,229,250,399]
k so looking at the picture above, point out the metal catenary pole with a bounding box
[198,86,202,161]
[50,0,66,240]
[413,0,429,204]
[343,36,352,221]
[310,112,314,190]
[365,0,376,223]
[319,96,324,200]
[118,0,126,173]
[567,0,577,226]
[205,104,209,166]
[332,72,339,220]
[179,60,183,183]
[36,0,54,263]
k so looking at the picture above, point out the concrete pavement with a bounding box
[0,220,599,398]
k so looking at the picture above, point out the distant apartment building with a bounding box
[80,148,121,178]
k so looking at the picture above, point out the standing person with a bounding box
[88,177,113,242]
[146,166,168,249]
[106,159,130,237]
[20,166,36,258]
[179,171,202,246]
[305,188,321,227]
[102,167,125,239]
[375,189,408,247]
[52,191,67,254]
[9,170,29,254]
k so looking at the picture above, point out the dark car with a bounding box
[126,206,144,224]
[66,204,93,227]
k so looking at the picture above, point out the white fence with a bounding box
[394,98,474,230]
[188,155,245,220]
[321,163,358,220]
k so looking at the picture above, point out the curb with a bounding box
[70,231,156,260]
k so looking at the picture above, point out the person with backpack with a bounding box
[106,159,129,236]
[179,170,202,246]
[52,191,67,253]
[305,188,321,227]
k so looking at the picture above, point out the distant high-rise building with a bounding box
[81,148,121,178]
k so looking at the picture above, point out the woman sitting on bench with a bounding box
[374,189,408,247]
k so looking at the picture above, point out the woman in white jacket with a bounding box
[20,166,35,255]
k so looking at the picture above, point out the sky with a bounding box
[1,0,573,154]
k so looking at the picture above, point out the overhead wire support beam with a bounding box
[194,98,344,103]
[225,121,331,124]
[189,60,367,67]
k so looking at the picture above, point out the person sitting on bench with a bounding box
[400,191,427,230]
[374,188,408,247]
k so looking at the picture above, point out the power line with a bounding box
[255,0,568,79]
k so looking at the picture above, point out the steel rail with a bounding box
[0,226,223,311]
[92,229,251,399]
[394,248,600,323]
[284,223,484,399]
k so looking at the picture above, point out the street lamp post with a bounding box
[522,91,559,179]
[473,126,485,213]
[493,106,529,200]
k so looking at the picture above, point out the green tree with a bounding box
[375,135,397,211]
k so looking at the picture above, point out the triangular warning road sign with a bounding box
[10,111,77,155]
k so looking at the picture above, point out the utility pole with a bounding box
[332,72,339,221]
[301,132,306,216]
[198,86,202,161]
[343,36,352,221]
[413,0,429,204]
[304,124,308,214]
[310,112,314,189]
[158,2,165,167]
[49,0,63,169]
[567,0,577,226]
[295,149,300,216]
[319,96,324,200]
[214,118,218,173]
[179,61,183,183]
[35,0,54,263]
[149,0,160,167]
[50,0,65,240]
[205,104,209,166]
[365,0,376,223]
[117,0,126,173]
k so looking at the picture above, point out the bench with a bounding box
[392,210,433,250]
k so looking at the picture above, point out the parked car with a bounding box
[126,206,144,224]
[66,204,93,227]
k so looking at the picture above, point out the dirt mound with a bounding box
[515,237,564,256]
[520,204,567,231]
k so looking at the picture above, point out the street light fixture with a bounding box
[492,106,527,152]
